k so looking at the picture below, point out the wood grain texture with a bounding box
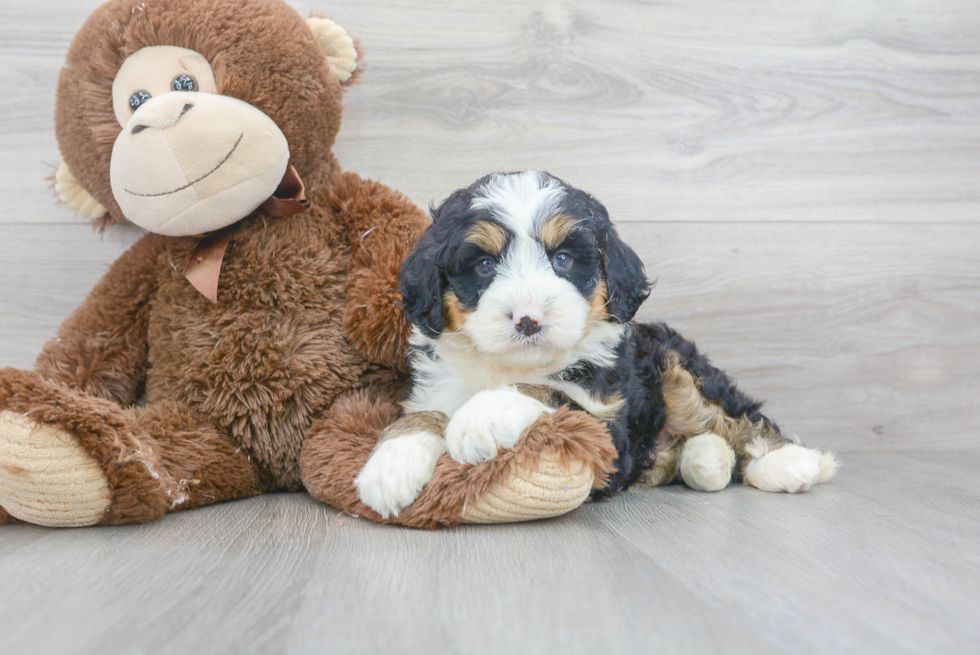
[1,452,978,654]
[2,0,980,223]
[1,0,979,653]
[324,0,980,224]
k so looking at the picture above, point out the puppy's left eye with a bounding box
[475,257,496,277]
[552,252,573,271]
[172,74,196,92]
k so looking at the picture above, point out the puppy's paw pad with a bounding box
[355,431,444,519]
[680,432,735,492]
[745,443,827,493]
[445,388,550,465]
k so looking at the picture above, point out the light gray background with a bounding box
[1,1,978,653]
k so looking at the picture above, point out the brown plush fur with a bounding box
[34,234,165,405]
[300,393,617,529]
[0,370,271,523]
[0,369,171,524]
[329,173,430,372]
[130,400,267,509]
[0,0,618,528]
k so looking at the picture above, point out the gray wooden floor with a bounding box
[1,0,979,653]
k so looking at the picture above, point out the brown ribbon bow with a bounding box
[183,165,311,303]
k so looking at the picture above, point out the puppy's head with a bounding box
[401,170,651,368]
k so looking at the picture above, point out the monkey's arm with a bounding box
[327,172,431,371]
[33,233,166,406]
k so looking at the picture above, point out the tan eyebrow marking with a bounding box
[464,220,508,256]
[538,213,579,250]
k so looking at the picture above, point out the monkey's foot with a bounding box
[0,411,111,527]
[460,450,594,523]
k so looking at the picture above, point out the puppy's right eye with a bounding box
[552,251,573,271]
[475,257,496,277]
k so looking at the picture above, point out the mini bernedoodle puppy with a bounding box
[356,170,837,518]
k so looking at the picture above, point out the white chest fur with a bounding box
[402,322,627,417]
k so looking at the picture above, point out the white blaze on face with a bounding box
[463,171,594,367]
[108,46,290,236]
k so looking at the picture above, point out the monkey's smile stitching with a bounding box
[125,133,243,197]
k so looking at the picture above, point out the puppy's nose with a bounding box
[515,315,542,337]
[511,306,545,337]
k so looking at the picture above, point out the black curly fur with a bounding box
[561,321,779,496]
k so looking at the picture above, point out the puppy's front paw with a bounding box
[745,442,838,493]
[355,431,446,518]
[445,388,551,465]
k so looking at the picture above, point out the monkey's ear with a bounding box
[54,161,107,220]
[306,17,361,86]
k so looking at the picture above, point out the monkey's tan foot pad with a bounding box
[460,451,593,523]
[0,411,110,527]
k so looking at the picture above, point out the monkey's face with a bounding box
[109,46,290,236]
[54,0,360,233]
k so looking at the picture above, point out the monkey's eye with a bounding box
[552,251,573,271]
[475,257,496,277]
[172,74,196,92]
[129,90,152,112]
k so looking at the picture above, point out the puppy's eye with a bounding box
[475,257,496,277]
[172,74,196,92]
[129,90,152,111]
[552,252,573,271]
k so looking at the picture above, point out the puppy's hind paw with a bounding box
[680,432,736,492]
[816,451,839,483]
[745,443,837,493]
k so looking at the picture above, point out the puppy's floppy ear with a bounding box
[400,231,445,338]
[602,225,651,323]
[567,187,651,323]
[401,187,477,337]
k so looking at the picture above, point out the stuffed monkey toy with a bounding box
[0,0,616,530]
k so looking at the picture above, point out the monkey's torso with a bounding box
[142,203,393,489]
